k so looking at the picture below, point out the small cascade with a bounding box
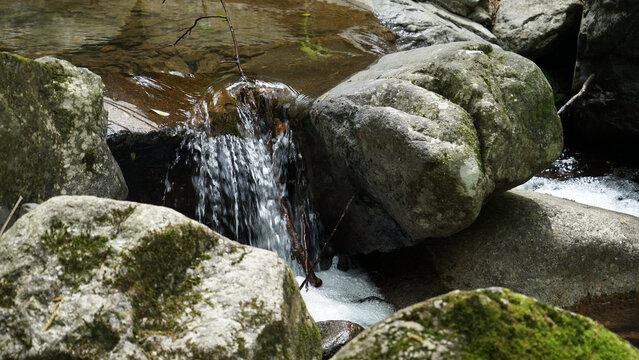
[163,81,320,273]
[162,80,395,326]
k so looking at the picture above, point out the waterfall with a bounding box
[163,81,320,274]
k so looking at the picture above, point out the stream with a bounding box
[3,0,638,335]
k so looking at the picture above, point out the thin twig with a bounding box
[558,74,595,116]
[219,0,246,81]
[301,212,310,275]
[0,195,23,236]
[173,15,228,46]
[300,196,354,290]
[170,0,247,82]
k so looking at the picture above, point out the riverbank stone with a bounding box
[0,196,321,359]
[492,0,582,60]
[0,52,127,212]
[310,42,562,254]
[331,287,639,359]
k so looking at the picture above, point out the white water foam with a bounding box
[296,259,395,328]
[518,174,639,217]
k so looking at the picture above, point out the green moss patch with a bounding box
[95,205,136,235]
[337,288,639,359]
[41,219,111,288]
[114,223,219,337]
[442,289,639,359]
[0,273,17,308]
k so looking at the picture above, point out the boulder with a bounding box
[0,196,321,359]
[331,287,639,359]
[0,53,128,211]
[317,320,364,359]
[493,0,583,59]
[310,42,562,254]
[367,189,639,310]
[564,0,639,149]
[351,0,497,50]
[428,189,639,308]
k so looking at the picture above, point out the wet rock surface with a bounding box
[310,42,562,254]
[0,53,127,211]
[317,320,364,359]
[0,196,321,359]
[331,287,639,359]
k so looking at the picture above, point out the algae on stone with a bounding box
[332,287,639,360]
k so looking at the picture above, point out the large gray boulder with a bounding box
[0,53,127,212]
[331,287,639,359]
[427,189,639,308]
[493,0,583,59]
[310,42,562,253]
[370,189,639,311]
[0,196,321,359]
[564,0,639,148]
[352,0,497,49]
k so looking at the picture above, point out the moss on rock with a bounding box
[115,223,219,337]
[333,288,639,360]
[41,218,111,288]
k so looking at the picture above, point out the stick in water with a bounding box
[299,196,354,290]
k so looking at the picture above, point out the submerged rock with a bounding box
[0,52,127,212]
[310,42,562,253]
[317,320,364,359]
[0,196,321,359]
[331,287,639,359]
[492,0,582,59]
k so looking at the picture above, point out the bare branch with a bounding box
[173,15,228,46]
[558,74,595,116]
[300,196,354,290]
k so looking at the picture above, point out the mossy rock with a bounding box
[332,287,639,359]
[0,196,320,359]
[0,52,127,210]
[310,41,562,254]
